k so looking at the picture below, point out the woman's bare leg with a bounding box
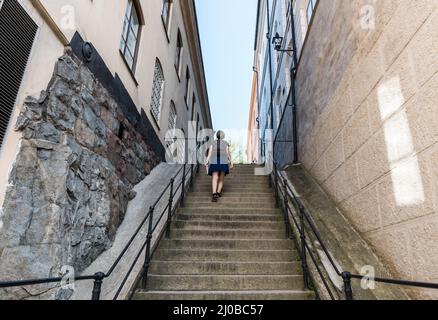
[217,172,226,194]
[212,172,219,194]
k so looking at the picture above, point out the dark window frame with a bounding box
[161,0,173,39]
[174,30,183,79]
[184,67,190,108]
[120,0,143,74]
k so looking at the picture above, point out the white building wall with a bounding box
[0,0,211,209]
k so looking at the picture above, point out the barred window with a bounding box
[150,59,165,123]
[161,0,173,30]
[168,101,177,131]
[120,0,141,71]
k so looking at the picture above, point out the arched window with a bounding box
[150,59,165,123]
[120,0,142,71]
[175,30,183,75]
[168,101,177,131]
[184,67,190,106]
[161,0,173,31]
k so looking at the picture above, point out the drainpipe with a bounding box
[266,0,275,163]
[253,66,261,163]
[290,1,299,164]
[30,0,69,45]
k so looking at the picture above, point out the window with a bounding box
[168,101,177,131]
[150,59,165,124]
[191,94,196,121]
[276,87,282,106]
[0,0,38,149]
[284,0,290,18]
[184,67,190,106]
[306,0,317,24]
[120,0,141,71]
[175,30,183,76]
[161,0,173,31]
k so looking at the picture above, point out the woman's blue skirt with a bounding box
[208,164,229,176]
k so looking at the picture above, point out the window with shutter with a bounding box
[0,0,38,149]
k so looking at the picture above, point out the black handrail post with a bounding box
[91,272,105,300]
[274,165,279,208]
[342,272,354,300]
[181,164,186,207]
[190,164,194,188]
[142,206,155,289]
[283,179,291,238]
[166,179,174,238]
[269,167,273,188]
[298,203,310,289]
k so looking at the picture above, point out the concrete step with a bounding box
[185,196,276,204]
[178,208,281,215]
[182,202,276,209]
[198,169,268,178]
[154,249,299,262]
[172,220,284,231]
[170,228,286,239]
[192,186,272,192]
[175,213,282,222]
[199,175,268,179]
[189,192,274,197]
[133,290,315,300]
[149,261,302,275]
[146,275,305,291]
[195,175,269,185]
[152,248,299,262]
[195,179,270,184]
[159,239,294,250]
[194,184,271,190]
[228,167,265,172]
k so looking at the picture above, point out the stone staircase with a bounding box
[133,165,315,300]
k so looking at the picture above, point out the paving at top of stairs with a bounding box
[133,165,315,300]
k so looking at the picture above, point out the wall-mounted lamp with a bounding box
[272,33,293,52]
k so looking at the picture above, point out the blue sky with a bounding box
[195,0,258,153]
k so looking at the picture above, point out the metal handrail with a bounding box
[271,165,438,300]
[0,156,198,300]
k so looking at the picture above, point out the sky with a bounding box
[195,0,258,159]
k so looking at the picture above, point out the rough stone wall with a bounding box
[0,53,160,299]
[296,0,438,298]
